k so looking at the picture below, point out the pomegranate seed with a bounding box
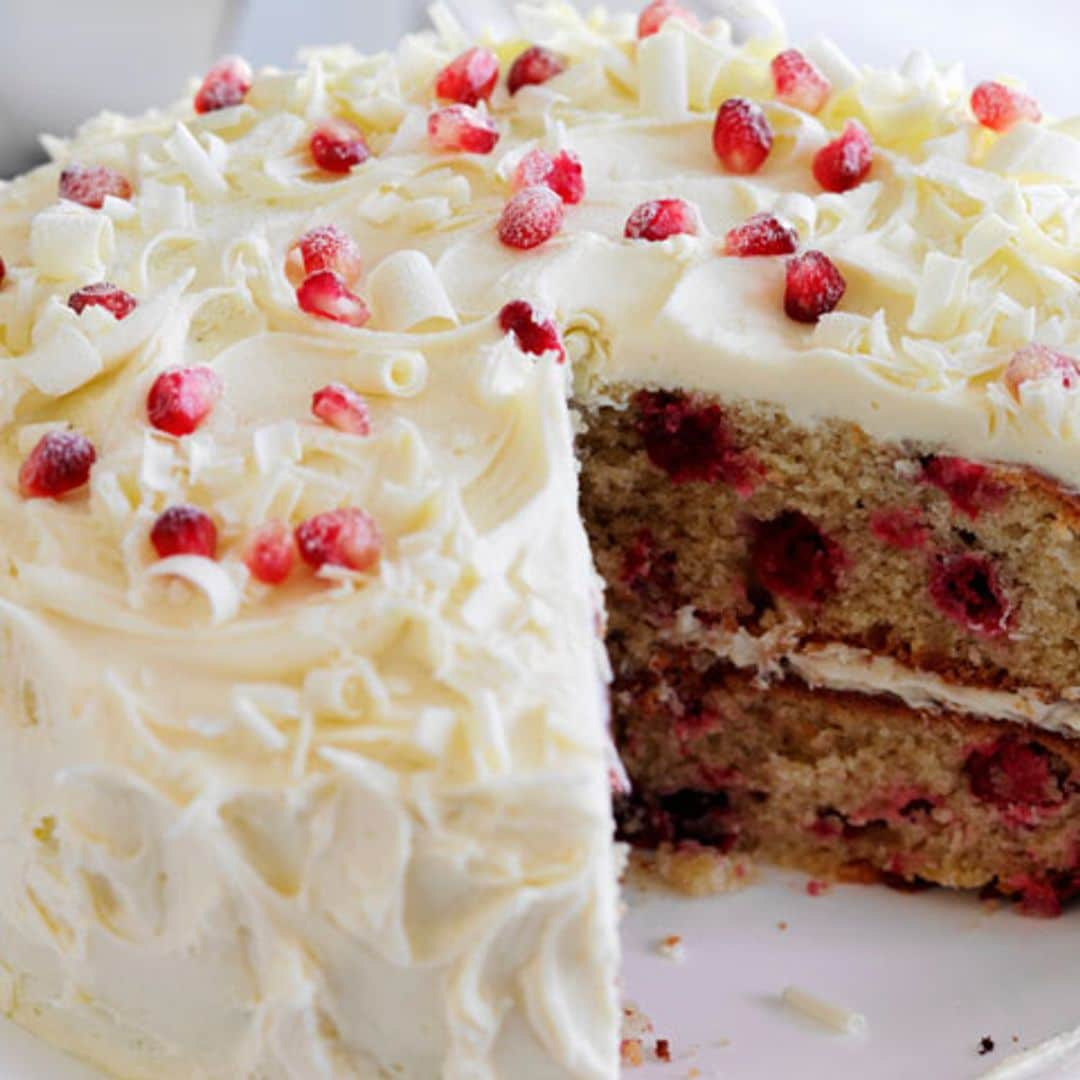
[921,456,1007,519]
[750,510,846,605]
[147,366,222,437]
[498,299,565,362]
[966,737,1068,811]
[286,225,362,286]
[309,118,371,174]
[971,81,1041,132]
[194,55,252,114]
[507,45,565,95]
[813,120,873,193]
[723,212,798,257]
[625,198,699,242]
[771,49,831,114]
[637,0,700,38]
[18,430,96,499]
[497,185,565,250]
[1004,343,1080,399]
[929,552,1011,638]
[784,250,846,323]
[511,148,585,204]
[150,505,217,559]
[244,520,297,585]
[435,47,499,106]
[427,105,500,154]
[311,383,372,434]
[58,164,132,209]
[712,97,773,175]
[295,508,382,572]
[296,271,370,328]
[67,282,137,320]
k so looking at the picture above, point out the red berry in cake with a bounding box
[928,552,1012,638]
[498,299,565,362]
[770,49,831,114]
[150,505,218,559]
[812,120,873,193]
[498,185,565,250]
[309,119,371,174]
[194,55,252,114]
[637,0,701,38]
[920,456,1007,519]
[619,528,680,616]
[965,737,1069,811]
[147,366,222,437]
[0,258,6,287]
[1004,343,1080,400]
[625,199,699,242]
[244,520,297,585]
[511,148,585,205]
[750,510,846,606]
[971,81,1041,132]
[723,212,798,257]
[286,225,362,286]
[435,47,499,106]
[784,250,846,323]
[58,163,132,209]
[311,383,372,434]
[507,45,565,95]
[869,506,929,550]
[712,98,773,175]
[296,270,371,327]
[67,282,137,320]
[295,508,382,572]
[18,430,96,499]
[427,105,500,154]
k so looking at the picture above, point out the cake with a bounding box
[0,1,1077,1076]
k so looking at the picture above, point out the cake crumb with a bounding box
[979,1036,996,1055]
[620,1039,644,1067]
[806,878,831,897]
[656,933,686,962]
[655,1037,672,1062]
[652,842,755,897]
[781,986,867,1034]
[777,920,788,931]
[688,1069,701,1078]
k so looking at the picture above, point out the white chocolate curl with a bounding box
[344,350,428,397]
[638,29,688,120]
[30,203,115,280]
[367,250,458,332]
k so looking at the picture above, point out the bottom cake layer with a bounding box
[613,644,1080,916]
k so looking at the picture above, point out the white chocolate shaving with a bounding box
[781,986,867,1035]
[367,250,458,332]
[29,203,115,281]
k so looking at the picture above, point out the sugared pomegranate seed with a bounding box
[150,505,217,559]
[147,366,222,437]
[67,282,137,320]
[295,508,382,572]
[921,456,1006,519]
[771,49,831,114]
[625,198,699,242]
[244,520,296,585]
[427,105,500,154]
[18,430,96,499]
[971,81,1041,132]
[723,212,798,257]
[286,225,362,286]
[784,250,846,323]
[712,97,773,175]
[309,119,371,174]
[498,299,565,362]
[750,510,845,605]
[511,148,585,205]
[507,45,565,95]
[435,47,499,106]
[194,55,252,114]
[813,120,873,193]
[929,552,1011,638]
[497,185,565,250]
[637,0,701,38]
[966,737,1069,811]
[311,383,372,434]
[1004,343,1080,400]
[58,164,132,209]
[296,271,370,328]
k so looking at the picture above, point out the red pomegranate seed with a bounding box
[784,250,846,323]
[309,119,371,174]
[723,212,798,257]
[58,164,132,209]
[194,55,252,114]
[712,97,774,175]
[150,505,217,559]
[435,47,499,106]
[511,148,585,204]
[637,0,701,38]
[750,510,846,605]
[427,105,500,154]
[286,225,362,286]
[971,81,1041,132]
[311,383,371,434]
[771,49,831,114]
[929,552,1011,638]
[507,45,565,95]
[147,366,222,437]
[67,282,137,320]
[966,737,1068,811]
[625,198,699,241]
[921,456,1007,519]
[18,430,96,499]
[1004,343,1080,399]
[244,520,296,585]
[813,120,873,193]
[295,508,382,572]
[498,185,565,250]
[296,270,370,328]
[498,299,565,362]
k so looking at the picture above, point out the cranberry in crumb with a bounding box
[435,46,499,107]
[966,737,1069,812]
[637,0,700,38]
[67,282,137,320]
[311,383,372,435]
[1004,343,1080,400]
[147,366,222,437]
[244,520,297,585]
[296,270,370,327]
[427,105,500,154]
[295,508,382,572]
[150,505,218,559]
[750,510,845,606]
[869,506,929,551]
[58,163,132,209]
[771,49,831,114]
[286,225,362,286]
[309,119,371,174]
[498,299,565,361]
[18,430,96,499]
[507,45,565,95]
[813,120,873,193]
[921,456,1007,519]
[971,81,1042,132]
[784,250,846,323]
[625,198,699,242]
[724,212,798,257]
[928,552,1011,638]
[511,148,585,205]
[0,258,6,287]
[655,1039,672,1063]
[712,98,773,175]
[498,185,565,250]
